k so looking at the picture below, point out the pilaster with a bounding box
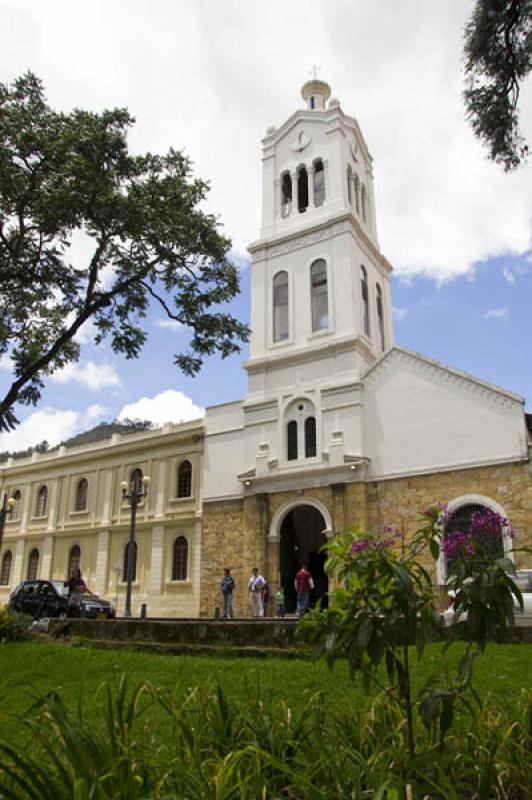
[149,524,165,596]
[40,535,54,580]
[94,529,110,596]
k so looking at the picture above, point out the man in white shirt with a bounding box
[248,567,266,617]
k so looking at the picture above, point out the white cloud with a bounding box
[393,307,407,320]
[87,403,107,420]
[51,361,121,390]
[502,268,516,285]
[0,408,79,451]
[118,389,204,426]
[154,318,186,331]
[483,308,509,320]
[0,354,12,371]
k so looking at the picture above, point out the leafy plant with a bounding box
[0,605,31,643]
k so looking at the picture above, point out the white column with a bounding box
[307,165,315,210]
[20,487,31,534]
[101,469,113,526]
[291,171,299,214]
[41,536,54,579]
[149,524,165,596]
[155,461,166,519]
[46,480,59,533]
[192,519,202,617]
[94,529,110,596]
[12,539,25,585]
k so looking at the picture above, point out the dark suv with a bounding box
[8,580,69,618]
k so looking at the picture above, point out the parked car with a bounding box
[443,569,532,624]
[8,580,69,619]
[8,581,116,620]
[67,589,116,620]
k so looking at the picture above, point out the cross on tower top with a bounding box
[309,64,321,80]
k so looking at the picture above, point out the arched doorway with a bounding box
[279,504,328,613]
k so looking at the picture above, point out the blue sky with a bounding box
[0,0,531,449]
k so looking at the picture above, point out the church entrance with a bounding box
[279,505,328,613]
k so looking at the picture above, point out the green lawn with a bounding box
[0,639,531,741]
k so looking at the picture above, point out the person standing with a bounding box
[294,565,313,618]
[220,567,235,619]
[248,567,266,618]
[275,585,285,618]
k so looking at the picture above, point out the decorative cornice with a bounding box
[243,334,374,375]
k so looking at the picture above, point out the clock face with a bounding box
[290,130,311,152]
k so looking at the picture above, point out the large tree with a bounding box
[0,73,249,433]
[464,0,532,171]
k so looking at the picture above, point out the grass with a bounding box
[0,639,531,736]
[0,640,531,798]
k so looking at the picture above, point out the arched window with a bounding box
[354,174,360,215]
[297,166,308,213]
[281,172,292,218]
[172,536,188,581]
[10,490,21,521]
[376,284,385,350]
[75,479,88,512]
[361,266,370,337]
[0,551,12,586]
[310,95,316,110]
[313,159,325,207]
[361,184,368,223]
[347,165,353,204]
[130,469,143,495]
[273,271,289,342]
[35,486,48,517]
[287,420,298,461]
[177,460,192,498]
[123,540,138,582]
[305,417,317,458]
[310,259,329,332]
[444,503,506,576]
[68,545,81,578]
[27,548,39,581]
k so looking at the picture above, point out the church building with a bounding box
[1,80,531,616]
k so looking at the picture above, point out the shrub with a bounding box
[0,605,31,643]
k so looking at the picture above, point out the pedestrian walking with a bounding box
[294,565,313,618]
[220,567,235,619]
[248,567,266,617]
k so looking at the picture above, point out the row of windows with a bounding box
[280,159,325,218]
[273,262,386,349]
[6,461,194,522]
[346,166,369,223]
[0,536,190,586]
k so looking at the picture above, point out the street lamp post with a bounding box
[120,475,150,618]
[0,493,16,554]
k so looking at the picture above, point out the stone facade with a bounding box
[199,458,532,617]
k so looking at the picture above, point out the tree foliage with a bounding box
[0,73,249,433]
[464,0,532,170]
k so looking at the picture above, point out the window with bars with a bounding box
[287,420,298,461]
[0,551,12,585]
[123,540,138,582]
[310,259,329,332]
[172,536,188,581]
[75,479,88,512]
[27,548,39,580]
[68,545,81,578]
[10,491,21,521]
[313,160,325,207]
[305,417,317,458]
[35,486,48,517]
[273,271,289,342]
[444,503,505,574]
[177,460,192,498]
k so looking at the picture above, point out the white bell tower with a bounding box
[245,79,394,401]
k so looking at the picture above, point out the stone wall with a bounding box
[199,460,532,617]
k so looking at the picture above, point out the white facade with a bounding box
[203,80,528,502]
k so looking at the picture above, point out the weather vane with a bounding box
[309,64,322,80]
